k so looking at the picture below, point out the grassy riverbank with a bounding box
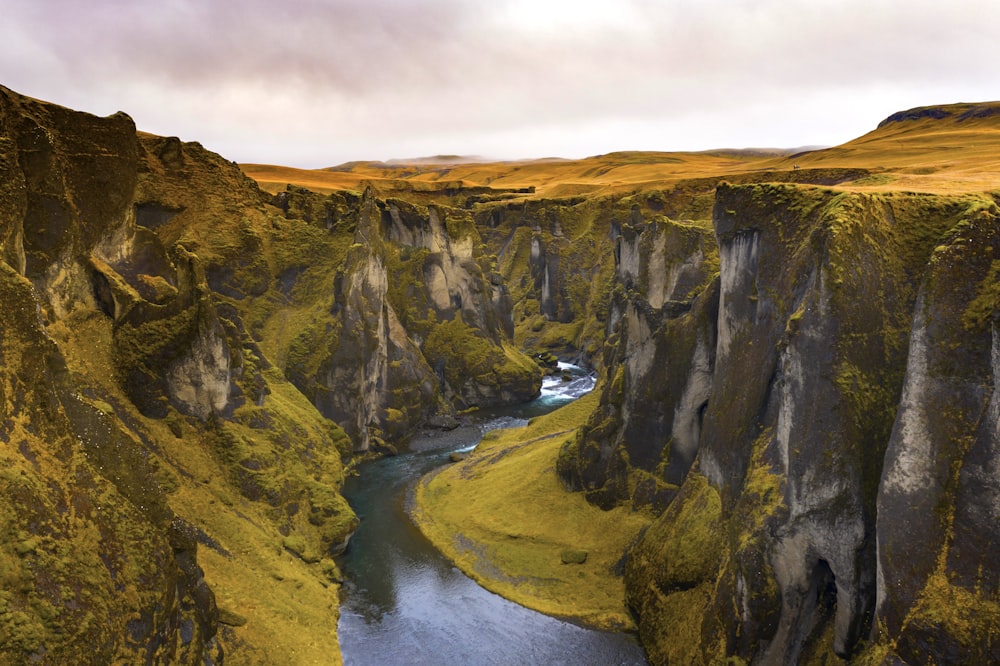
[411,391,653,631]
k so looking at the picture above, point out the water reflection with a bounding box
[337,365,647,666]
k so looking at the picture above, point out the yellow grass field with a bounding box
[244,101,1000,199]
[411,392,654,631]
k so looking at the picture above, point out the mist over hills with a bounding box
[246,101,1000,201]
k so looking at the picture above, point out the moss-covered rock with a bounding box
[0,262,219,663]
[875,207,1000,664]
[0,85,358,664]
[423,317,541,408]
[5,82,1000,666]
[274,186,540,450]
[558,213,719,511]
[618,183,999,664]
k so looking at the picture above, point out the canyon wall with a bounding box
[2,83,998,665]
[273,185,541,452]
[0,86,539,662]
[569,183,1000,664]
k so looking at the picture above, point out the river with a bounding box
[337,365,649,665]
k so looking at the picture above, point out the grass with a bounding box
[244,102,1000,200]
[244,151,787,201]
[411,391,653,630]
[46,305,352,666]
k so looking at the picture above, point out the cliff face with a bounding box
[1,87,227,663]
[4,83,999,665]
[474,195,620,362]
[557,216,719,510]
[1,261,220,663]
[0,86,541,662]
[876,211,1000,663]
[586,183,1000,664]
[273,186,542,452]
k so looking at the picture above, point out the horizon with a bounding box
[263,145,828,170]
[3,0,1000,169]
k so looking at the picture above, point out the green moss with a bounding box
[636,474,723,589]
[904,571,1000,659]
[626,473,725,664]
[422,317,540,403]
[963,259,1000,331]
[281,535,320,563]
[414,391,651,630]
[537,319,584,349]
[284,318,342,386]
[608,366,625,407]
[739,431,783,538]
[114,303,197,374]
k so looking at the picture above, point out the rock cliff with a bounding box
[3,83,999,665]
[0,85,539,662]
[273,186,542,452]
[557,214,719,511]
[589,183,1000,664]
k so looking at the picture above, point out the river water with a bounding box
[337,366,649,665]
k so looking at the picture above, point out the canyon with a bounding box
[1,84,998,664]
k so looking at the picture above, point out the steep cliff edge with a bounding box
[248,102,999,664]
[270,186,542,452]
[5,82,1000,665]
[617,183,999,664]
[875,209,1000,663]
[1,261,220,663]
[557,213,719,510]
[0,88,229,663]
[0,85,546,663]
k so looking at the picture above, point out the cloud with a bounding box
[2,0,999,166]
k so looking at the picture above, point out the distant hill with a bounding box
[243,102,1000,199]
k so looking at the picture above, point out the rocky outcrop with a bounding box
[375,196,542,411]
[0,91,547,664]
[105,245,235,420]
[875,209,1000,664]
[559,178,1000,664]
[0,86,360,662]
[475,196,620,361]
[0,88,224,662]
[277,187,542,451]
[6,82,999,665]
[558,215,718,510]
[0,256,220,663]
[303,190,442,452]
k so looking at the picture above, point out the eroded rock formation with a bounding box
[0,84,541,662]
[3,83,998,665]
[558,214,719,510]
[274,186,542,452]
[572,183,1000,664]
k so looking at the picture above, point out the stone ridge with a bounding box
[0,86,224,663]
[877,101,1000,127]
[0,84,540,662]
[581,182,1000,664]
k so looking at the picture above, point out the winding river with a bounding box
[337,366,649,665]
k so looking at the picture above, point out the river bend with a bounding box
[337,366,648,665]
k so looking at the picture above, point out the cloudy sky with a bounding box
[3,0,998,167]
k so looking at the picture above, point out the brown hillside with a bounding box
[244,102,1000,198]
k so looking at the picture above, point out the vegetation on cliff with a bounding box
[412,391,653,630]
[356,103,1000,665]
[3,81,1000,666]
[0,84,539,664]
